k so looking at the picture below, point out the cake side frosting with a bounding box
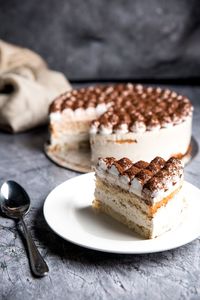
[90,116,192,164]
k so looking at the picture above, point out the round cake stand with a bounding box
[44,144,92,173]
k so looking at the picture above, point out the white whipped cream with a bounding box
[99,124,113,135]
[114,123,129,134]
[96,103,108,116]
[130,121,146,133]
[74,108,85,117]
[50,112,62,121]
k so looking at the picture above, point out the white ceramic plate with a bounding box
[43,173,200,254]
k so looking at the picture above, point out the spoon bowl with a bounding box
[1,180,30,219]
[0,180,49,277]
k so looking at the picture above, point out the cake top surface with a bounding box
[97,156,183,199]
[50,83,193,133]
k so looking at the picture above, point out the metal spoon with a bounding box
[0,180,49,277]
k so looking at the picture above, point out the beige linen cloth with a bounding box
[0,40,71,132]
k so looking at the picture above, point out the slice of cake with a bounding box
[93,156,185,239]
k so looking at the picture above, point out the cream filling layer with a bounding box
[50,132,89,147]
[95,181,184,238]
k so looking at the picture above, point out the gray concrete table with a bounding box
[0,85,200,300]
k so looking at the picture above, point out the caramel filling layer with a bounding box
[149,186,182,216]
[106,139,137,144]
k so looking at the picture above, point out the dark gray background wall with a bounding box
[1,0,200,81]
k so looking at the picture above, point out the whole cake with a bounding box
[49,84,193,165]
[93,156,185,239]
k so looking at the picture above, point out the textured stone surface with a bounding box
[1,1,200,80]
[0,84,200,299]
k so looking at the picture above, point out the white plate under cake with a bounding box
[43,172,200,254]
[48,84,193,167]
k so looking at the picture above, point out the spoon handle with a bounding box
[20,218,49,277]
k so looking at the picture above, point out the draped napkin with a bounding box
[0,40,71,132]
